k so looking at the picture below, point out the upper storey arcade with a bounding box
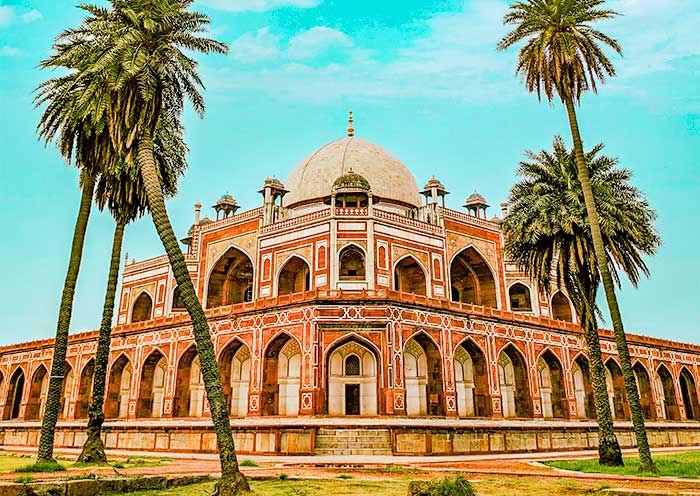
[116,113,575,327]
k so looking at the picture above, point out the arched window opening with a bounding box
[605,360,630,420]
[74,359,95,419]
[219,340,251,417]
[106,355,132,419]
[131,292,153,323]
[498,345,532,418]
[171,286,186,312]
[173,347,206,418]
[328,341,378,416]
[25,365,49,421]
[394,257,427,296]
[572,356,595,419]
[450,247,497,307]
[509,283,532,312]
[206,247,254,308]
[632,363,654,420]
[679,368,700,421]
[60,366,74,419]
[261,334,301,416]
[137,351,167,418]
[339,246,366,280]
[537,350,566,419]
[404,334,444,416]
[3,368,25,420]
[551,292,573,322]
[278,257,310,296]
[454,340,490,417]
[656,365,680,420]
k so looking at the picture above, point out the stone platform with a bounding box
[2,417,699,457]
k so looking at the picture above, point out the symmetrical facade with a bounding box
[1,120,699,455]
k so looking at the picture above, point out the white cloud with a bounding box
[199,0,320,13]
[21,9,42,23]
[1,45,24,57]
[287,26,352,59]
[230,27,281,63]
[0,6,13,27]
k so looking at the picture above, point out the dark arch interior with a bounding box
[278,257,310,296]
[458,339,491,417]
[131,292,153,323]
[74,359,95,419]
[4,368,25,420]
[413,333,444,416]
[172,286,186,312]
[137,351,166,418]
[574,355,595,419]
[509,283,532,312]
[551,292,573,322]
[539,350,566,419]
[658,365,680,420]
[106,355,131,418]
[25,365,48,421]
[207,247,254,308]
[680,368,700,420]
[218,339,247,414]
[450,248,497,307]
[605,360,630,420]
[59,364,73,419]
[339,245,366,280]
[261,334,293,415]
[501,345,532,418]
[394,257,426,295]
[633,362,654,420]
[173,347,199,417]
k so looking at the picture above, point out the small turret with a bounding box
[421,176,449,207]
[464,191,489,219]
[212,194,239,220]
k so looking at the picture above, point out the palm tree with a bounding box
[503,137,659,466]
[38,2,248,491]
[497,0,658,472]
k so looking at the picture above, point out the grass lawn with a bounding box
[544,451,700,478]
[0,453,169,473]
[0,454,40,473]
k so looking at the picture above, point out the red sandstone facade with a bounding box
[1,130,699,444]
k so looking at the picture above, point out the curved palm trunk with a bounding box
[37,174,95,463]
[136,133,250,495]
[565,98,656,473]
[77,219,126,464]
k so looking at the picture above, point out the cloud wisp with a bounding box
[199,0,320,13]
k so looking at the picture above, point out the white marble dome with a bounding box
[284,137,422,207]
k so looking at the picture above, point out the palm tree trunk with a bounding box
[37,173,95,463]
[77,218,126,464]
[136,132,250,495]
[564,98,656,473]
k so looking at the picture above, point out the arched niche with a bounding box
[106,355,132,419]
[656,364,679,420]
[206,247,254,308]
[60,365,74,419]
[508,282,532,312]
[171,286,186,312]
[454,340,490,417]
[137,351,167,418]
[3,368,25,420]
[572,355,595,419]
[261,334,301,416]
[605,359,629,420]
[537,350,566,419]
[327,340,378,416]
[173,346,206,417]
[74,359,95,419]
[394,256,427,296]
[498,345,532,418]
[550,291,573,322]
[632,362,654,420]
[131,292,153,323]
[278,257,310,296]
[679,367,700,421]
[339,245,366,280]
[218,340,251,417]
[404,334,444,416]
[450,247,497,307]
[25,365,49,421]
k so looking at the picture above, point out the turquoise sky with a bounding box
[0,0,698,346]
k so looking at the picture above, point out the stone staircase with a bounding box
[314,428,393,455]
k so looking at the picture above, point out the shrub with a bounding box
[278,473,289,481]
[407,475,474,496]
[14,461,66,473]
[13,476,34,484]
[240,459,259,467]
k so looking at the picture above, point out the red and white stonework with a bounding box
[2,122,700,456]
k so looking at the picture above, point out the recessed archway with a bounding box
[137,350,167,418]
[327,339,378,416]
[74,359,95,419]
[106,355,132,419]
[450,247,497,307]
[605,359,629,420]
[3,368,25,420]
[339,245,366,280]
[572,355,595,419]
[219,340,251,417]
[632,362,654,420]
[656,364,679,420]
[206,247,254,308]
[679,367,700,421]
[550,291,573,322]
[60,365,74,419]
[498,345,532,418]
[404,333,444,416]
[394,256,427,296]
[131,292,153,323]
[173,346,206,417]
[261,334,301,416]
[25,365,49,421]
[454,339,490,417]
[537,350,567,418]
[508,282,532,312]
[171,286,186,312]
[278,256,310,296]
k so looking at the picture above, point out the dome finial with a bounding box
[347,108,354,137]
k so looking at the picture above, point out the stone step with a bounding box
[314,448,394,455]
[314,428,393,455]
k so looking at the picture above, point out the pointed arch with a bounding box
[130,291,153,323]
[572,354,595,419]
[326,338,379,416]
[106,354,132,419]
[171,285,186,312]
[498,344,532,418]
[656,364,679,420]
[604,358,629,420]
[404,332,444,416]
[74,358,95,419]
[394,255,427,296]
[277,255,311,296]
[454,337,490,417]
[218,339,251,417]
[338,243,366,280]
[449,246,498,307]
[679,367,700,421]
[3,367,25,420]
[261,333,301,415]
[550,291,574,322]
[632,361,654,420]
[206,246,254,308]
[25,364,49,421]
[536,349,566,418]
[60,364,74,419]
[508,282,532,312]
[173,345,206,417]
[137,350,167,418]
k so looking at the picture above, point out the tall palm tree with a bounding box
[497,0,658,472]
[39,2,248,491]
[503,136,659,465]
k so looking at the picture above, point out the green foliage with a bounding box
[278,473,290,481]
[545,451,700,478]
[240,459,258,467]
[15,461,66,473]
[337,474,354,479]
[408,475,475,496]
[13,475,35,484]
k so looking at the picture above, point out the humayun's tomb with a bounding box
[1,115,699,457]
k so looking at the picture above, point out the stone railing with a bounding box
[334,207,368,216]
[199,207,263,233]
[440,207,500,230]
[259,208,332,234]
[374,209,443,234]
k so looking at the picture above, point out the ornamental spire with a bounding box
[347,109,354,137]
